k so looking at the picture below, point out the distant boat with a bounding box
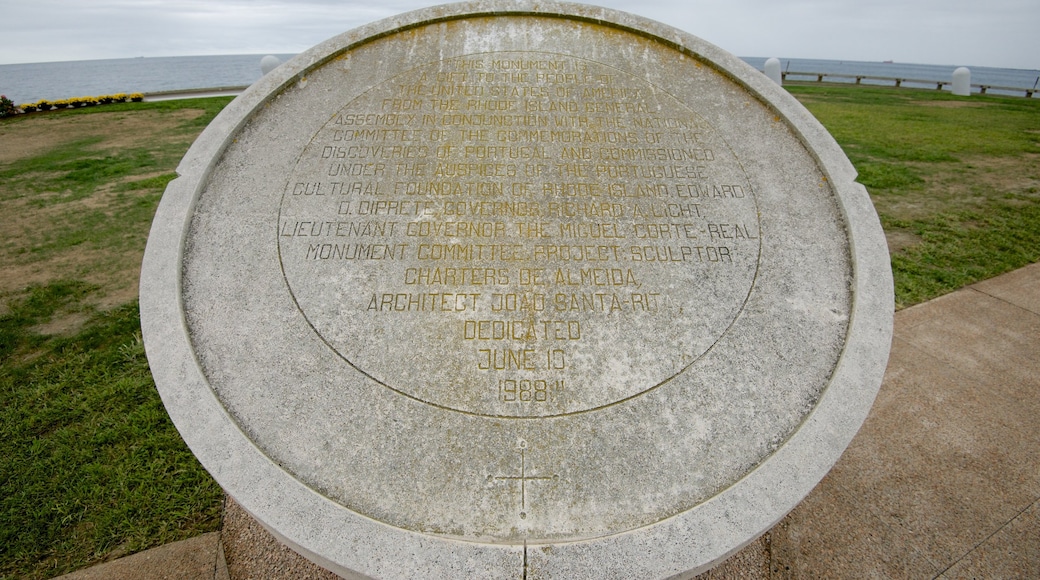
[883,60,894,64]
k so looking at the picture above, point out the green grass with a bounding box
[0,283,223,580]
[0,87,1039,578]
[884,199,1040,305]
[1,143,160,206]
[789,85,1040,307]
[0,99,226,208]
[114,172,178,192]
[1,98,233,303]
[1,99,230,580]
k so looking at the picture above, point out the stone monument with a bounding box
[140,2,893,578]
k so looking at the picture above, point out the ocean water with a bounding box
[0,54,295,104]
[2,54,1038,105]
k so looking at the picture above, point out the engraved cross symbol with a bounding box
[491,439,558,520]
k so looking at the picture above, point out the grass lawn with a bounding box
[0,99,230,580]
[1,86,1038,578]
[788,84,1040,307]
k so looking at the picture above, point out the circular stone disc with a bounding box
[141,2,893,578]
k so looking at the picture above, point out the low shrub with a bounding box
[0,94,16,117]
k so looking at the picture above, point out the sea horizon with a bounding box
[2,53,1038,104]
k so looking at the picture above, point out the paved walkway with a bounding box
[57,263,1040,579]
[141,87,247,102]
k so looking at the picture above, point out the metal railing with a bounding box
[779,71,1036,97]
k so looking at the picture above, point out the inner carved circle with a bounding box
[277,52,760,417]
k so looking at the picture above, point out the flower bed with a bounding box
[2,92,145,117]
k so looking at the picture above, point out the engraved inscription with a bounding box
[278,52,760,417]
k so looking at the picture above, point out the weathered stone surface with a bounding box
[140,2,893,578]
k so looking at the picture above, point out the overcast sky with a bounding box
[1,0,1037,70]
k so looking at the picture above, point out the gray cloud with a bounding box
[1,0,1036,69]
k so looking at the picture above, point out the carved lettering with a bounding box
[278,51,761,415]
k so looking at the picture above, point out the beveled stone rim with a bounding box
[140,2,893,577]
